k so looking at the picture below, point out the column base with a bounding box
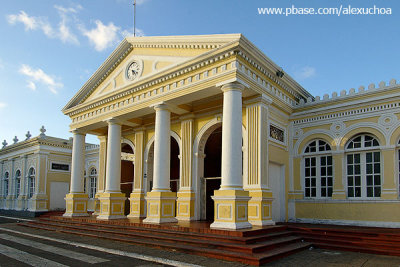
[176,191,195,221]
[28,194,48,212]
[127,191,146,218]
[97,192,126,220]
[247,190,275,226]
[210,189,252,230]
[64,193,89,217]
[143,191,177,224]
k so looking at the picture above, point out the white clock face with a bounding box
[126,61,141,81]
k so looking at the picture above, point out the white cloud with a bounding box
[19,64,63,94]
[27,81,36,91]
[294,66,316,80]
[80,20,120,51]
[6,7,79,45]
[0,102,7,109]
[7,11,37,30]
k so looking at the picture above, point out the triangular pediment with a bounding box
[63,34,242,112]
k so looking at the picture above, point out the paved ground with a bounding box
[0,215,400,267]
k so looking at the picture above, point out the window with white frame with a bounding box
[28,168,35,198]
[303,140,333,198]
[4,172,9,196]
[89,168,97,199]
[346,134,381,198]
[15,170,21,197]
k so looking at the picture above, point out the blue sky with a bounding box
[0,0,399,144]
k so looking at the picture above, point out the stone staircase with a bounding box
[19,217,311,266]
[287,223,400,257]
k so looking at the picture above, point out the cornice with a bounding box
[65,47,238,118]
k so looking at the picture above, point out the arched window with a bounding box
[28,168,35,198]
[15,170,21,197]
[4,172,9,196]
[89,168,97,199]
[346,134,381,198]
[303,140,333,198]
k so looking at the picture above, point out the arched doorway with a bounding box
[203,126,222,221]
[121,143,134,215]
[194,119,247,221]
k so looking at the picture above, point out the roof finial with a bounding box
[39,126,46,138]
[13,136,18,144]
[25,131,32,140]
[2,140,7,148]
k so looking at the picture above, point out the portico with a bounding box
[63,34,308,229]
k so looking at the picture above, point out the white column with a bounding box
[221,82,244,190]
[105,119,122,193]
[152,104,171,192]
[70,131,86,193]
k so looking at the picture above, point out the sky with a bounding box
[0,0,399,144]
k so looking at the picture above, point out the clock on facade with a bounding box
[126,61,141,81]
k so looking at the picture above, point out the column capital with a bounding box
[221,82,245,93]
[151,102,170,112]
[70,129,86,136]
[104,118,122,125]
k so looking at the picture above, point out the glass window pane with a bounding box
[328,178,333,186]
[374,164,380,173]
[347,155,353,164]
[305,168,310,177]
[321,178,326,186]
[367,187,373,197]
[355,176,361,186]
[374,175,381,185]
[305,179,310,187]
[321,157,326,165]
[311,188,316,197]
[327,156,332,165]
[366,164,372,174]
[366,175,372,186]
[355,187,361,197]
[311,168,316,176]
[348,187,354,197]
[366,153,372,163]
[375,187,381,197]
[328,188,333,197]
[321,167,326,176]
[347,166,353,175]
[305,188,310,197]
[355,154,360,163]
[328,166,333,175]
[348,177,353,186]
[311,179,316,186]
[374,152,380,162]
[355,165,361,175]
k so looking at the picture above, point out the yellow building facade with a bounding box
[0,128,99,216]
[63,34,400,229]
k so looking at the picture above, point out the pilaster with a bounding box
[128,130,146,218]
[176,116,195,221]
[245,95,275,226]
